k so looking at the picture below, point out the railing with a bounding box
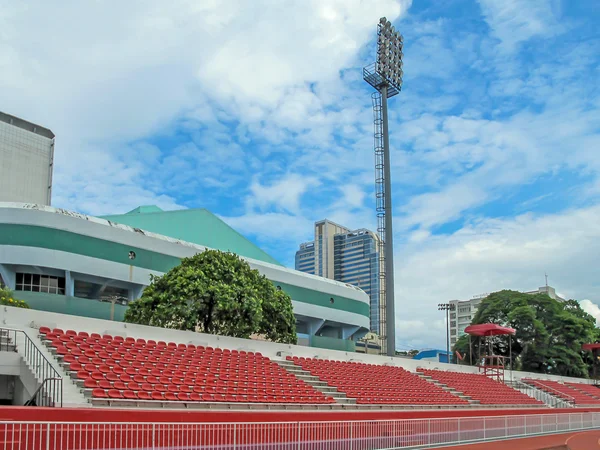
[522,379,576,406]
[507,379,573,408]
[1,412,599,450]
[0,328,63,407]
[24,378,62,407]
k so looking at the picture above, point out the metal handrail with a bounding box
[508,379,572,408]
[523,379,576,404]
[24,377,62,407]
[0,328,63,407]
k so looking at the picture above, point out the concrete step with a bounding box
[416,372,479,404]
[18,329,88,407]
[276,360,353,405]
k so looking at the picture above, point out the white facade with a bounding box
[0,112,54,206]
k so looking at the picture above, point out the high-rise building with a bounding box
[296,220,384,335]
[0,111,55,205]
[314,219,350,278]
[449,286,565,346]
[295,242,315,275]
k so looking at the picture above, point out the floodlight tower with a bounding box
[363,17,403,357]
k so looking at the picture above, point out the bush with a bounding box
[0,287,30,309]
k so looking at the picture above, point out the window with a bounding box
[16,273,65,295]
[73,280,129,305]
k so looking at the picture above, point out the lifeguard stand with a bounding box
[582,343,600,384]
[464,324,516,382]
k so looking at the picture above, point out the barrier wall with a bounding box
[2,412,600,450]
[1,306,594,386]
[2,406,600,423]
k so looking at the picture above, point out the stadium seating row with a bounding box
[523,379,600,405]
[419,369,544,406]
[288,356,470,405]
[40,327,334,404]
[35,327,570,408]
[566,382,600,400]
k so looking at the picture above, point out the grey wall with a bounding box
[0,351,38,405]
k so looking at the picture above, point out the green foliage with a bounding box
[0,287,30,309]
[125,250,297,344]
[453,290,597,378]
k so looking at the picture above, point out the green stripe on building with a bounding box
[0,224,369,318]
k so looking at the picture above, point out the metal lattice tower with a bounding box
[363,17,403,357]
[371,92,387,355]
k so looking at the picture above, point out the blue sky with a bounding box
[2,0,600,350]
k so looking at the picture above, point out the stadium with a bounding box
[2,293,600,449]
[2,9,600,450]
[3,205,600,448]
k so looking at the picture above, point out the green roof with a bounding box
[125,205,165,214]
[100,206,282,266]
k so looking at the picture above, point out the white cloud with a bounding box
[248,174,321,215]
[478,0,563,51]
[0,0,411,214]
[221,212,314,243]
[580,300,600,327]
[395,205,600,348]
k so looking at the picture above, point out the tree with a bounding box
[124,250,297,344]
[453,290,597,378]
[0,287,29,309]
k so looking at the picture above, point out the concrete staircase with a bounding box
[18,329,88,407]
[415,372,480,405]
[276,359,356,404]
[508,380,574,408]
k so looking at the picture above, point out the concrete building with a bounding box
[449,286,565,346]
[0,112,54,205]
[0,203,370,352]
[295,220,384,336]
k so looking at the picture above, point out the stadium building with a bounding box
[0,202,370,351]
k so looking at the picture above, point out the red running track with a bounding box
[435,430,600,450]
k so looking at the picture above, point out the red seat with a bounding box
[137,391,152,401]
[105,373,119,382]
[92,388,107,398]
[123,391,138,400]
[76,371,90,380]
[84,379,98,389]
[107,389,123,399]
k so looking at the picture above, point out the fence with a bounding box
[0,328,63,407]
[1,412,600,450]
[507,379,574,408]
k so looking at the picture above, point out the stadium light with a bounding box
[363,17,404,357]
[438,303,456,363]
